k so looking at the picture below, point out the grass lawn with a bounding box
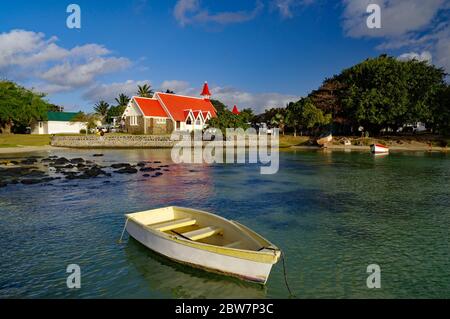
[278,135,310,148]
[0,134,52,147]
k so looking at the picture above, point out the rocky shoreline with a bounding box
[0,155,171,189]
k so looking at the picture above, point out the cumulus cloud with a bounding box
[162,80,299,114]
[212,86,299,114]
[398,51,432,63]
[174,0,263,26]
[160,80,190,93]
[341,0,450,73]
[83,80,152,103]
[0,29,131,93]
[342,0,445,38]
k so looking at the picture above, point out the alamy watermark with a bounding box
[170,128,279,175]
[366,4,381,29]
[366,264,381,289]
[66,264,81,289]
[66,4,81,29]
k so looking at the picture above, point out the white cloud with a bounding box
[174,0,263,26]
[272,0,315,18]
[342,0,445,38]
[162,80,299,114]
[83,80,152,103]
[212,86,299,114]
[40,57,129,89]
[0,29,131,93]
[341,0,450,73]
[160,80,190,93]
[398,51,432,63]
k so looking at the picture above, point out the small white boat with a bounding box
[124,206,281,284]
[317,133,333,146]
[370,143,389,154]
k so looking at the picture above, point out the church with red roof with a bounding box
[122,82,217,134]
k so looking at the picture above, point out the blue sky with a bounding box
[0,0,448,113]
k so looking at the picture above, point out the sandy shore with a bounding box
[0,145,57,154]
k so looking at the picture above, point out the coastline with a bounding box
[290,144,449,152]
[0,145,58,154]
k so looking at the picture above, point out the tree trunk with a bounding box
[294,128,297,137]
[0,120,12,134]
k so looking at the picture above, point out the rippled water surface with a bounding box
[0,149,449,298]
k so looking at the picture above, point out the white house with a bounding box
[32,112,87,134]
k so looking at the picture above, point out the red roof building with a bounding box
[122,82,217,134]
[232,105,240,115]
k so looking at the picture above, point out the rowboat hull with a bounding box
[125,207,280,284]
[370,144,389,154]
[317,134,333,146]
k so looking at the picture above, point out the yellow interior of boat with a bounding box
[126,206,275,252]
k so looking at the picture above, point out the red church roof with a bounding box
[157,93,217,121]
[200,82,211,97]
[232,105,240,115]
[134,97,168,117]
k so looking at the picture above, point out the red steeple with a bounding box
[232,105,240,115]
[200,81,211,98]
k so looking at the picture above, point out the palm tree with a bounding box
[271,112,286,135]
[94,100,110,123]
[137,84,154,98]
[115,93,130,107]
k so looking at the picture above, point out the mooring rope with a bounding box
[118,218,129,244]
[280,250,295,298]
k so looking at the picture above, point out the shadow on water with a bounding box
[124,238,267,299]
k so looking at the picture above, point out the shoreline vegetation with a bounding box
[0,134,448,154]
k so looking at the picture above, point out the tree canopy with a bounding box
[321,55,448,135]
[0,81,50,133]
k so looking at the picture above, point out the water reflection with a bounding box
[124,238,267,299]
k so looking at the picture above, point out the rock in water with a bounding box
[115,167,138,174]
[20,179,43,185]
[70,158,85,164]
[111,163,131,169]
[93,154,104,157]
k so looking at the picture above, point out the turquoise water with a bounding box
[0,149,449,298]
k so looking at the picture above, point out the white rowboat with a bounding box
[370,143,389,154]
[124,206,281,284]
[317,133,333,146]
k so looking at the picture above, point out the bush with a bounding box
[439,139,448,147]
[79,129,87,134]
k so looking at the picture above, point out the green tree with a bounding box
[300,98,332,131]
[0,81,50,133]
[239,108,255,123]
[286,102,301,136]
[207,109,250,134]
[94,101,110,123]
[115,93,130,108]
[270,111,287,135]
[137,84,154,98]
[336,55,445,135]
[210,99,228,113]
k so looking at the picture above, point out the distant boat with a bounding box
[370,143,389,154]
[317,133,333,146]
[124,206,281,284]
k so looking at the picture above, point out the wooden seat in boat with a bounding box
[182,226,222,241]
[150,218,196,232]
